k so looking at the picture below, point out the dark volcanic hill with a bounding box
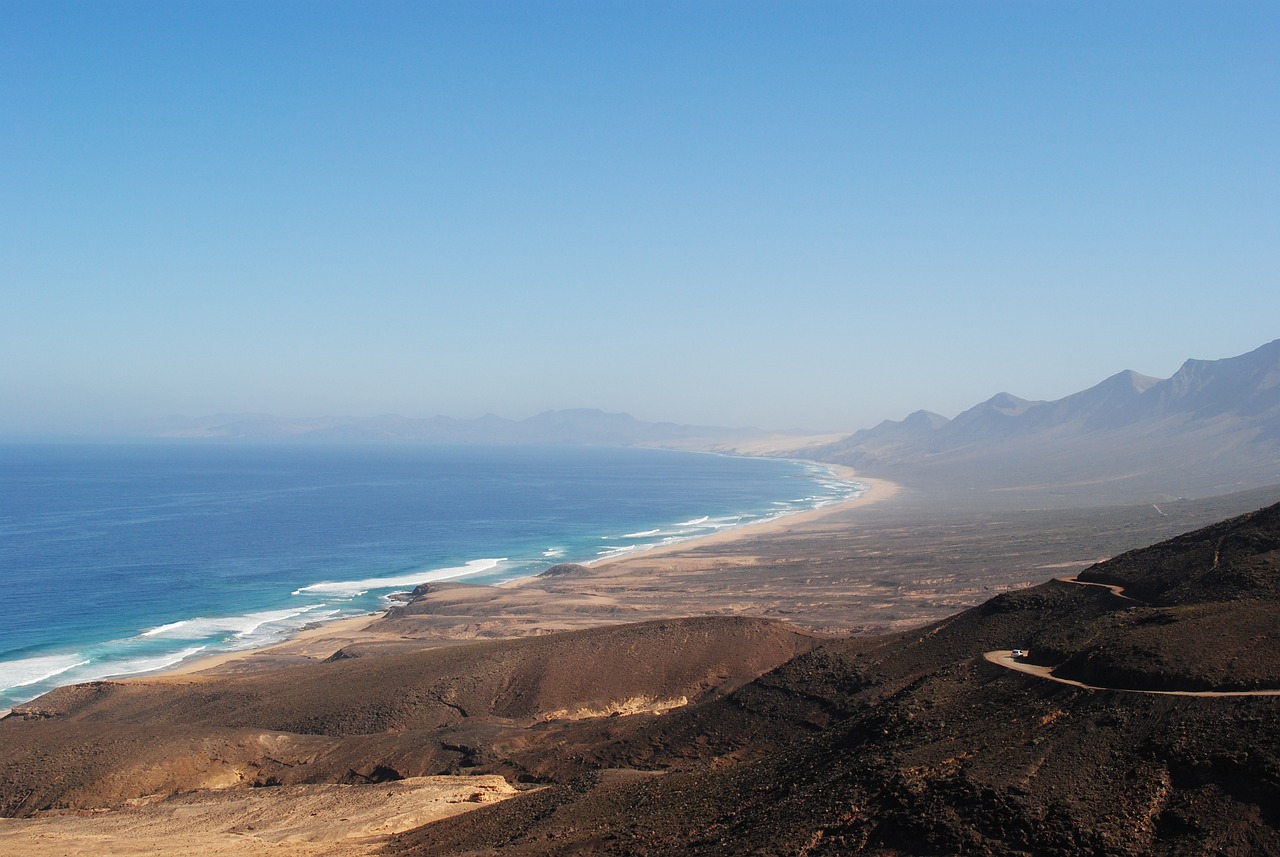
[3,504,1279,854]
[386,502,1280,856]
[809,339,1280,507]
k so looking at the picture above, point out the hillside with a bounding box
[4,502,1280,854]
[808,339,1280,507]
[388,501,1280,855]
[0,617,817,816]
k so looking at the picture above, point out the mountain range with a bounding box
[4,341,1280,854]
[808,338,1280,506]
[134,408,766,448]
[118,338,1280,506]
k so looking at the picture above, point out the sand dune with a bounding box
[0,775,518,857]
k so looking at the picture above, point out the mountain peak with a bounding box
[1104,368,1161,393]
[983,392,1037,415]
[808,338,1280,503]
[901,409,950,431]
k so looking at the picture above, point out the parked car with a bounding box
[1010,648,1028,658]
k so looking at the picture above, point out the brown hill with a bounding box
[1038,501,1280,692]
[0,616,817,816]
[4,503,1280,854]
[388,502,1280,855]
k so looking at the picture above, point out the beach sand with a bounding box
[147,463,1266,675]
[9,466,1273,857]
[0,775,521,857]
[153,613,386,677]
[154,466,895,676]
[577,467,899,564]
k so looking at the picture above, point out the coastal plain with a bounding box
[4,471,1279,855]
[164,475,1280,673]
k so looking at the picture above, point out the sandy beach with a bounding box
[151,612,387,677]
[148,464,895,677]
[576,467,899,564]
[0,776,521,857]
[6,463,1274,857]
[140,462,1271,679]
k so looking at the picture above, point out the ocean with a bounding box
[0,443,863,708]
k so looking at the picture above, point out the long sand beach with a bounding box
[149,465,896,677]
[2,465,894,852]
[148,466,1279,680]
[22,455,1273,686]
[7,466,1278,857]
[1,444,860,707]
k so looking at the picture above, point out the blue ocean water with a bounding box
[0,443,863,708]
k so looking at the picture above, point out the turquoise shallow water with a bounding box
[0,442,863,707]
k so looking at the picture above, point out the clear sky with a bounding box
[3,1,1277,435]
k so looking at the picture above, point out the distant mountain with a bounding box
[133,408,774,449]
[808,339,1280,505]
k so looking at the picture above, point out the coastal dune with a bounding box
[0,775,519,857]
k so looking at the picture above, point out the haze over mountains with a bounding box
[132,408,763,448]
[4,341,1279,854]
[132,338,1280,508]
[808,338,1280,506]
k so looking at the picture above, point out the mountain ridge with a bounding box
[384,498,1280,855]
[126,407,773,448]
[808,338,1280,505]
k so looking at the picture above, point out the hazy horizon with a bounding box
[4,2,1277,436]
[6,334,1276,443]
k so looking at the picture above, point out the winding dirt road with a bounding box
[1053,575,1142,603]
[985,575,1280,698]
[983,651,1280,698]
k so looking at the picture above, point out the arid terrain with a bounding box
[3,477,1279,854]
[386,497,1280,855]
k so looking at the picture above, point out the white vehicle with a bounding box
[1010,648,1029,658]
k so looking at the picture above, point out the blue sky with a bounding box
[3,1,1277,434]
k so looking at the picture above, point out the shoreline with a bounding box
[144,463,897,679]
[583,466,897,566]
[147,612,386,677]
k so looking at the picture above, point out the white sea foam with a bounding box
[0,653,92,691]
[293,558,507,596]
[233,607,324,638]
[140,606,325,641]
[596,544,645,559]
[1,603,364,701]
[700,516,745,530]
[74,646,209,683]
[678,516,709,526]
[140,620,189,637]
[0,643,216,695]
[543,548,565,558]
[621,528,662,538]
